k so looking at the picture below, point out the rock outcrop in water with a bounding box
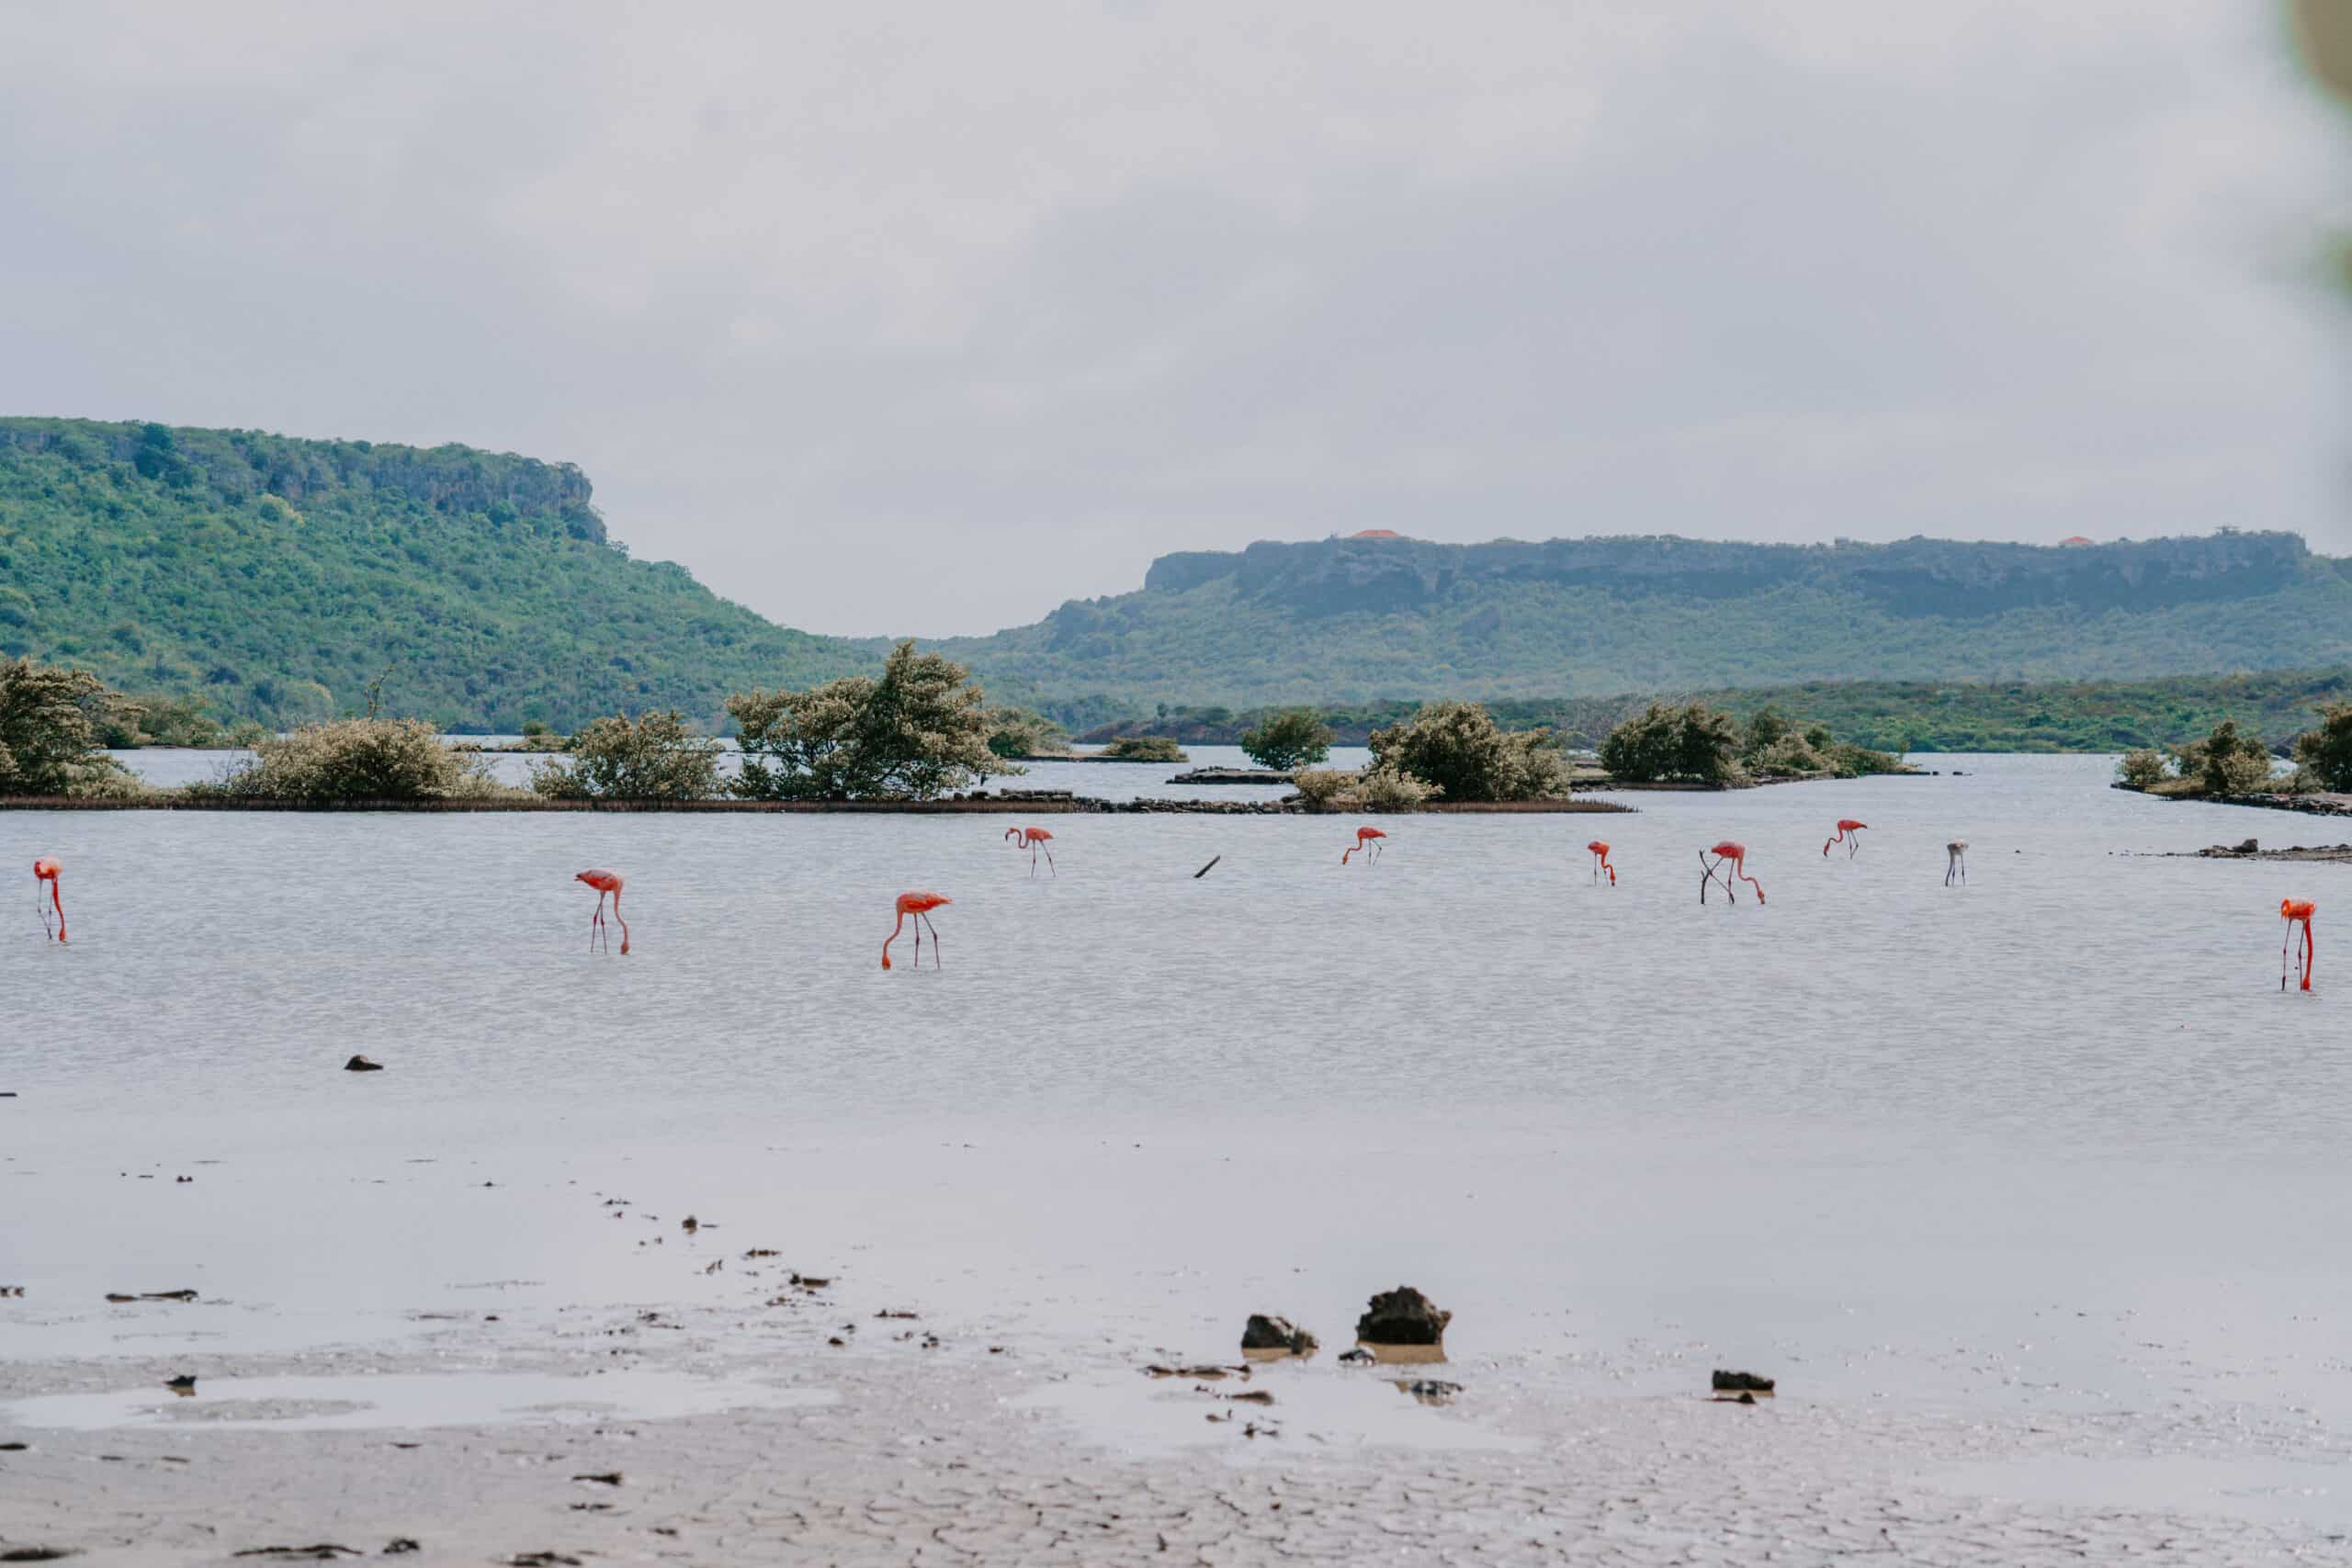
[1356,1286,1451,1346]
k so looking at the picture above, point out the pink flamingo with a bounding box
[1341,827,1386,864]
[882,891,951,970]
[574,869,629,954]
[1699,840,1765,905]
[2283,898,2315,992]
[1005,826,1056,877]
[32,858,62,942]
[1823,819,1868,858]
[1588,840,1614,886]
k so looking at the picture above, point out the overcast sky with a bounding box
[1,4,2344,637]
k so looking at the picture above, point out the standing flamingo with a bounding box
[1823,819,1868,858]
[1588,840,1615,886]
[574,868,629,954]
[1005,826,1057,877]
[882,891,951,970]
[1341,827,1386,864]
[32,858,62,943]
[2282,898,2316,992]
[1698,840,1765,905]
[1945,840,1968,886]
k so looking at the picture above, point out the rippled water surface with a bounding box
[5,755,2347,1440]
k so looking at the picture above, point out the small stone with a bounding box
[343,1055,383,1073]
[164,1374,196,1393]
[1712,1369,1775,1393]
[1240,1314,1318,1355]
[1337,1348,1374,1366]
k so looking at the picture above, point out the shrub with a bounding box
[1599,701,1745,784]
[0,658,142,796]
[1368,700,1566,800]
[530,710,722,800]
[1747,732,1833,778]
[985,706,1069,759]
[208,717,505,801]
[2292,701,2352,792]
[2117,749,2170,789]
[728,641,1005,801]
[1351,764,1436,811]
[1100,735,1185,762]
[1290,766,1354,809]
[2189,718,2274,796]
[1240,709,1333,770]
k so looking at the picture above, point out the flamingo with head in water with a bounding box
[1587,840,1614,886]
[1699,841,1764,905]
[1824,819,1868,858]
[2283,898,2316,992]
[574,869,629,954]
[32,858,62,942]
[1004,826,1056,877]
[1341,827,1386,864]
[1945,840,1969,886]
[882,891,951,970]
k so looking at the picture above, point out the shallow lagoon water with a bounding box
[3,755,2348,1517]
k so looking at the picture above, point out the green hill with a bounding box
[948,532,2352,715]
[0,418,875,729]
[10,417,2352,736]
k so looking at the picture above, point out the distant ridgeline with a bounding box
[6,415,2351,733]
[944,531,2352,716]
[0,418,873,729]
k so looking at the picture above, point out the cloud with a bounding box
[0,1,2341,635]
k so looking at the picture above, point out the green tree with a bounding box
[1598,701,1744,784]
[530,710,723,800]
[727,642,1004,801]
[2116,749,2170,789]
[2187,718,2273,796]
[2292,701,2352,791]
[0,658,141,796]
[1368,700,1566,800]
[729,676,877,799]
[851,641,1006,798]
[1240,708,1334,770]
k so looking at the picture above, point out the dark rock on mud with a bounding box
[1712,1369,1776,1393]
[1404,1379,1464,1404]
[1337,1347,1374,1365]
[1240,1314,1318,1354]
[343,1055,382,1073]
[1356,1285,1452,1346]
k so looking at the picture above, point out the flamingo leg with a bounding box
[1043,846,1056,876]
[922,912,943,967]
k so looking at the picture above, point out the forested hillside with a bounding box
[9,417,2352,735]
[0,419,875,728]
[949,532,2352,714]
